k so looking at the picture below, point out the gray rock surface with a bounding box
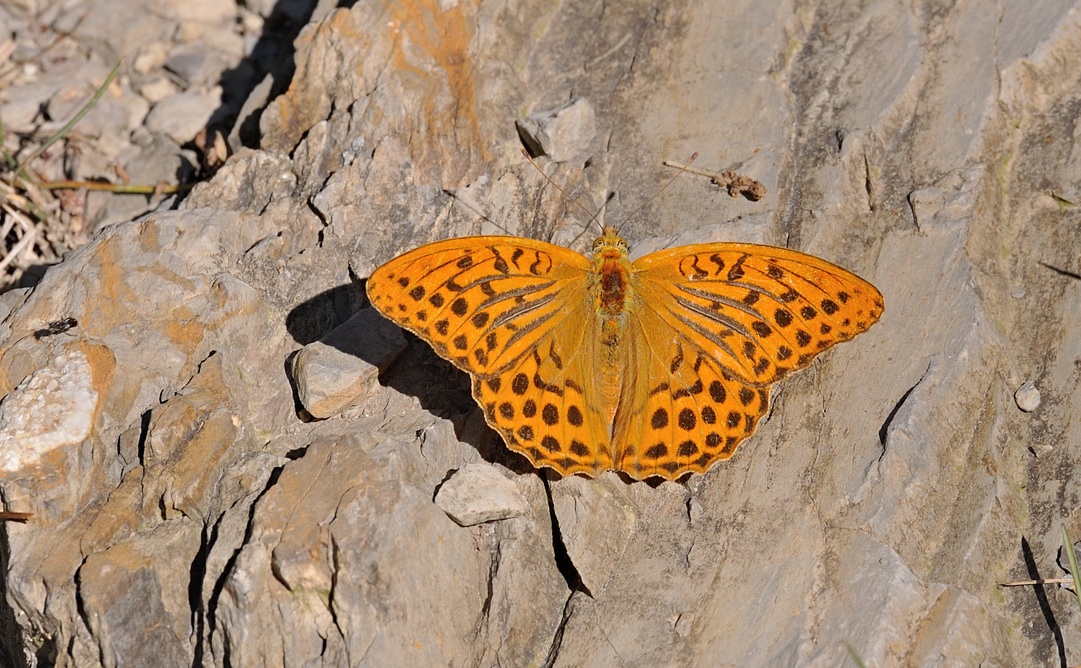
[2,1,1081,667]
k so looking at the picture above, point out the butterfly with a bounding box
[366,225,883,480]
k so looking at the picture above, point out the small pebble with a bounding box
[144,89,222,143]
[435,463,529,526]
[136,75,180,103]
[1014,381,1041,412]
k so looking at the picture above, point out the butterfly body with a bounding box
[367,226,883,480]
[590,228,635,429]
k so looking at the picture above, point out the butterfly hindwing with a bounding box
[615,292,771,478]
[473,329,613,477]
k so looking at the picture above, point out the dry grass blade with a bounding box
[1000,577,1075,587]
[843,642,868,668]
[998,529,1081,595]
[1062,526,1081,614]
[36,180,192,195]
[0,60,121,287]
[0,203,39,273]
[10,60,122,184]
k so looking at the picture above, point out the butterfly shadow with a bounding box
[288,284,542,476]
[383,332,564,477]
[289,286,695,485]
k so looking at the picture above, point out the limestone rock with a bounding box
[1014,381,1041,412]
[0,349,98,472]
[2,1,1080,666]
[144,88,224,144]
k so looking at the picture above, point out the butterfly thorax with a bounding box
[591,227,633,320]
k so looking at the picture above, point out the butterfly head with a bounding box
[591,226,629,260]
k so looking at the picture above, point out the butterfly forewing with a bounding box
[612,242,883,476]
[632,243,884,385]
[368,237,588,373]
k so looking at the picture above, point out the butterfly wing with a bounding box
[366,237,614,476]
[613,243,883,478]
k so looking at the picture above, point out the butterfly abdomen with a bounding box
[586,231,637,430]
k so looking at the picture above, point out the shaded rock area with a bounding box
[1,1,1080,666]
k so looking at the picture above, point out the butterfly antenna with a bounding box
[443,188,513,235]
[520,148,605,233]
[615,152,698,233]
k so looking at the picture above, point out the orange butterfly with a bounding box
[367,226,883,480]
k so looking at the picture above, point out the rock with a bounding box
[86,132,198,232]
[208,435,491,667]
[550,474,638,593]
[161,0,238,27]
[132,41,171,74]
[144,89,223,143]
[2,1,1081,666]
[0,349,98,472]
[69,0,175,63]
[434,463,530,526]
[290,307,406,418]
[0,60,108,130]
[516,97,597,163]
[134,74,181,103]
[39,61,116,124]
[79,95,152,141]
[1014,381,1041,412]
[163,45,211,87]
[76,528,197,666]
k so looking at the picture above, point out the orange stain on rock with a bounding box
[388,0,486,186]
[78,342,116,400]
[163,313,206,356]
[89,236,139,339]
